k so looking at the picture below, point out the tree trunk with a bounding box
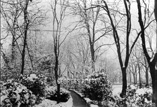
[54,58,60,103]
[145,67,149,86]
[90,44,95,72]
[144,57,149,86]
[150,65,157,106]
[132,72,137,85]
[21,0,29,75]
[129,72,132,84]
[11,35,16,63]
[120,68,127,97]
[54,44,60,103]
[133,73,136,84]
[138,64,142,88]
[55,63,60,103]
[21,35,27,75]
[136,0,157,105]
[57,83,60,103]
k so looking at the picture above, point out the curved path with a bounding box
[69,90,89,107]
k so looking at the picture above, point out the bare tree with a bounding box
[1,0,47,75]
[128,55,138,85]
[69,0,113,72]
[65,35,91,79]
[101,0,141,97]
[20,0,30,74]
[134,51,143,88]
[143,56,149,86]
[50,0,77,103]
[1,0,23,69]
[136,0,157,105]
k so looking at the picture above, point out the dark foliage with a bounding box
[45,86,70,102]
[20,76,45,97]
[82,72,112,103]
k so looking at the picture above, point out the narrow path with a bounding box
[69,90,89,107]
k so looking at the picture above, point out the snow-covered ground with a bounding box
[34,99,57,107]
[34,96,73,107]
[112,84,122,96]
[54,97,73,107]
[90,104,99,107]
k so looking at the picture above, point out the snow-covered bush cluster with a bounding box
[20,74,45,97]
[82,71,112,106]
[0,79,37,107]
[81,73,153,107]
[60,79,84,92]
[0,74,72,107]
[112,84,153,107]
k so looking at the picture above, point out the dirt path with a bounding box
[69,90,89,107]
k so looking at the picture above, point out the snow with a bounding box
[28,74,38,81]
[84,98,92,103]
[129,84,136,90]
[0,95,7,105]
[71,90,84,97]
[84,97,99,107]
[145,88,152,93]
[34,97,73,107]
[136,88,152,95]
[112,87,121,96]
[90,104,99,107]
[34,99,57,107]
[136,89,144,95]
[54,97,73,107]
[15,83,27,93]
[0,78,73,107]
[35,86,73,107]
[30,74,38,78]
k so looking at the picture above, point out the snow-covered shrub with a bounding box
[20,74,45,97]
[0,81,37,107]
[112,85,153,107]
[135,87,152,107]
[82,71,112,105]
[45,86,70,102]
[60,79,84,92]
[0,74,72,107]
[126,84,137,97]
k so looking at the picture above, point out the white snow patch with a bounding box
[71,90,84,97]
[112,88,121,96]
[90,104,99,107]
[15,84,27,93]
[0,95,7,105]
[145,88,152,93]
[84,98,92,103]
[28,74,38,81]
[34,94,73,107]
[129,84,136,90]
[34,99,57,107]
[30,74,38,78]
[136,88,152,95]
[136,89,145,95]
